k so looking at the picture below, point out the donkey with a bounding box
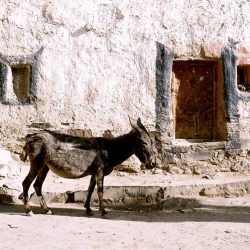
[20,118,157,216]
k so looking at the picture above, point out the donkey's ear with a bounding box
[129,116,137,129]
[137,118,149,133]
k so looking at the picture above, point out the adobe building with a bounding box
[0,0,249,174]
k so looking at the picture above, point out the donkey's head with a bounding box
[130,118,158,169]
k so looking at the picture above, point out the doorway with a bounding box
[172,60,223,140]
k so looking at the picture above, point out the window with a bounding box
[237,65,250,92]
[0,47,43,105]
[11,64,31,103]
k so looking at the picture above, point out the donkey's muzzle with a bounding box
[150,162,157,169]
[146,159,157,169]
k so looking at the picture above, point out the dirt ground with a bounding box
[0,199,250,250]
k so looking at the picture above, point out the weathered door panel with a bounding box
[173,61,214,139]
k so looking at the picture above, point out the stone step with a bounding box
[28,178,250,207]
[1,171,249,208]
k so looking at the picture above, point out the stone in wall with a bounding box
[0,149,21,178]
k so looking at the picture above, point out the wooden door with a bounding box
[173,61,215,139]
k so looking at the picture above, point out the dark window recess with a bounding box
[0,47,43,105]
[237,65,250,91]
[11,64,31,103]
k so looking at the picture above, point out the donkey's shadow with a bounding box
[1,202,250,224]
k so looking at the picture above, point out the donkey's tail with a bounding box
[20,133,44,161]
[20,147,28,162]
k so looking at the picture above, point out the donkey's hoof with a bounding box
[45,210,52,215]
[101,210,108,216]
[18,193,24,200]
[86,210,94,216]
[26,211,34,216]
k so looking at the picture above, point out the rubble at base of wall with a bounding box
[160,142,250,175]
[0,143,250,182]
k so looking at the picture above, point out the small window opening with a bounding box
[11,64,31,103]
[237,65,250,92]
[0,47,43,105]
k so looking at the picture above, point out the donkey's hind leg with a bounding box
[22,160,41,215]
[33,165,52,215]
[96,169,107,216]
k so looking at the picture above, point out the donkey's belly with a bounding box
[46,149,97,179]
[46,163,88,178]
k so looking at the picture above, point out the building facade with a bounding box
[0,1,249,170]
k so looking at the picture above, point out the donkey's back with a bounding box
[22,130,107,178]
[23,130,104,153]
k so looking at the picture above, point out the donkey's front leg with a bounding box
[96,169,107,216]
[84,175,96,216]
